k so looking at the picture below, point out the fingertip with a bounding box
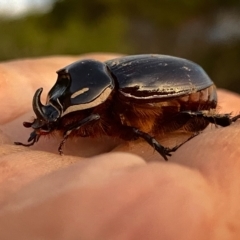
[90,151,146,169]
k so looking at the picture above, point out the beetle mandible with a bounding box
[15,54,240,160]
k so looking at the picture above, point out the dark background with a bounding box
[1,0,240,93]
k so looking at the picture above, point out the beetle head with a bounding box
[31,87,60,128]
[17,59,115,147]
[22,87,61,146]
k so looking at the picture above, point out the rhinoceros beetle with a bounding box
[15,54,240,160]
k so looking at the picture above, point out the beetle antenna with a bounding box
[33,88,46,120]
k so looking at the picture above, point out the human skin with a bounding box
[0,54,240,240]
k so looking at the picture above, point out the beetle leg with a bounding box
[58,135,68,155]
[169,132,200,152]
[132,128,173,160]
[131,128,200,161]
[179,110,240,127]
[231,114,240,123]
[58,114,100,155]
[15,131,40,147]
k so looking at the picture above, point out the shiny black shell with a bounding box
[47,60,114,115]
[106,54,213,100]
[48,54,214,115]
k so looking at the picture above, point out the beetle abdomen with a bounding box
[178,84,217,111]
[157,84,218,134]
[115,84,217,135]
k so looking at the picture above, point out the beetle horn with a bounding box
[32,88,46,120]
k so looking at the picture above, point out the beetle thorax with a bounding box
[61,86,113,116]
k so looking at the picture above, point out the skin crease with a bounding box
[0,54,240,240]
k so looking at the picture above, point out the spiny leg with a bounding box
[58,114,100,155]
[132,128,200,161]
[231,114,240,123]
[170,132,200,152]
[123,110,240,160]
[58,134,69,155]
[179,110,235,127]
[132,128,172,161]
[15,131,40,147]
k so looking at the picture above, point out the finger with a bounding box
[0,156,232,239]
[0,152,145,205]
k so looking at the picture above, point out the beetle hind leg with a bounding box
[168,132,200,152]
[231,114,240,123]
[179,110,240,127]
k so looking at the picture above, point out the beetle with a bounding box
[15,54,240,160]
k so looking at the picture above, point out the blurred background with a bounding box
[0,0,240,92]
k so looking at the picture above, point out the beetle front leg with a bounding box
[58,114,100,155]
[15,131,40,147]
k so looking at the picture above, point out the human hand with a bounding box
[0,54,240,240]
